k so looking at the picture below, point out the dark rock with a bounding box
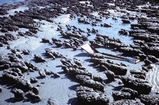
[119,29,128,35]
[45,52,55,59]
[76,86,109,105]
[69,67,92,78]
[0,42,3,47]
[122,19,131,24]
[52,51,63,58]
[11,61,28,73]
[105,70,115,81]
[101,23,111,27]
[121,87,138,97]
[11,68,23,76]
[78,18,90,24]
[140,94,159,105]
[34,54,46,62]
[38,71,46,78]
[60,59,73,67]
[11,88,25,101]
[110,99,144,105]
[0,87,2,92]
[73,58,82,66]
[54,40,63,47]
[0,8,7,15]
[130,70,146,79]
[142,66,149,72]
[76,74,91,82]
[8,54,19,62]
[26,91,41,102]
[120,46,142,56]
[113,91,132,101]
[47,98,59,105]
[30,77,38,83]
[1,28,8,32]
[147,26,159,34]
[32,87,39,95]
[61,65,69,73]
[22,50,30,55]
[148,55,158,63]
[64,41,72,48]
[98,64,108,71]
[97,59,127,75]
[121,76,152,94]
[52,72,60,78]
[64,32,82,39]
[130,70,146,75]
[144,59,153,66]
[92,75,103,83]
[138,53,147,61]
[91,53,105,58]
[5,33,16,41]
[134,73,146,79]
[0,64,10,70]
[45,48,63,59]
[82,35,88,41]
[76,74,104,92]
[44,69,54,75]
[25,62,37,71]
[3,72,33,92]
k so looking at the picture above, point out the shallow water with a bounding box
[0,0,24,5]
[0,2,149,105]
[146,65,159,93]
[0,13,142,105]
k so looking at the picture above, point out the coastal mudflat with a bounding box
[0,0,159,105]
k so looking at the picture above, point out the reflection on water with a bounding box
[0,0,24,5]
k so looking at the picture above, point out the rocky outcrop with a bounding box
[121,76,152,94]
[110,99,144,105]
[113,87,138,100]
[76,74,105,92]
[140,94,159,105]
[76,86,109,105]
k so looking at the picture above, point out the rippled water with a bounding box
[0,0,24,5]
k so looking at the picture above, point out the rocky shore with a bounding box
[0,0,159,105]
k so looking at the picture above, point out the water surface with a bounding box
[0,0,24,5]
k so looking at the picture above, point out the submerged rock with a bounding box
[47,98,59,105]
